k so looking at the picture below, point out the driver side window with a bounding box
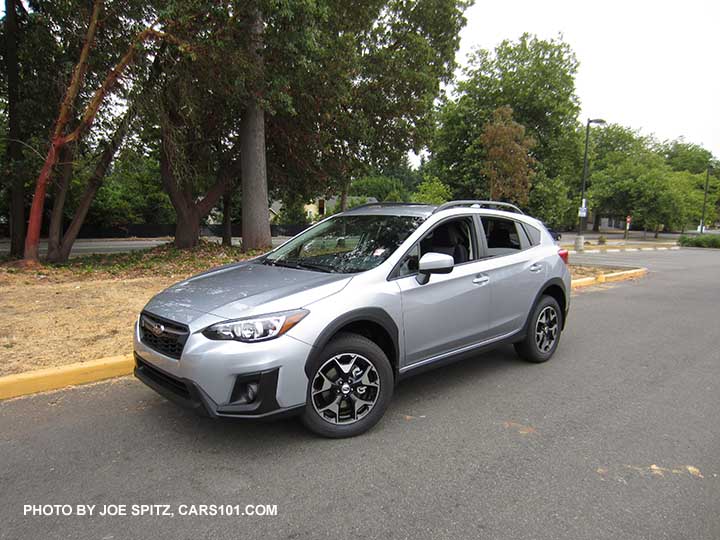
[396,217,476,278]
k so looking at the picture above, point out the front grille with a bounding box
[136,357,191,400]
[139,312,189,359]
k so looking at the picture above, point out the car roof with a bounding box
[341,201,534,222]
[342,203,436,218]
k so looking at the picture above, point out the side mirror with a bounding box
[416,252,454,284]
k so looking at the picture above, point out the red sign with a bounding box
[626,215,632,225]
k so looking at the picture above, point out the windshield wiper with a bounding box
[264,258,334,273]
[263,258,299,269]
[295,261,334,273]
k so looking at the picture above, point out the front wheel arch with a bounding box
[305,308,400,380]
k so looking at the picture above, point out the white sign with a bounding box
[578,207,587,218]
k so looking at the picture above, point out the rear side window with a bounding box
[522,223,541,246]
[481,217,526,256]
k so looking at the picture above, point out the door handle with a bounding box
[529,263,543,272]
[472,275,489,285]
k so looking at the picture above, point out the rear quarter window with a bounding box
[522,223,542,246]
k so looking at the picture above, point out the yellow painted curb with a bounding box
[571,267,648,290]
[0,354,134,401]
[571,276,597,289]
[602,267,648,282]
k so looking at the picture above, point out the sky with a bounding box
[456,0,719,158]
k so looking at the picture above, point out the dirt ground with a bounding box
[0,264,615,376]
[0,276,177,376]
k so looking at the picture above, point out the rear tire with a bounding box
[514,295,563,363]
[301,333,393,438]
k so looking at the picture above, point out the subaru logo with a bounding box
[150,323,165,337]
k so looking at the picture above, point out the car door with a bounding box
[393,216,492,367]
[479,215,548,338]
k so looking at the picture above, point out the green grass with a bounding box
[678,235,720,248]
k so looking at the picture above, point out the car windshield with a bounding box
[264,214,424,274]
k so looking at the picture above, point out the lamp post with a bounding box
[700,166,710,233]
[575,117,606,251]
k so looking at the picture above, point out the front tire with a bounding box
[514,295,563,363]
[301,333,393,438]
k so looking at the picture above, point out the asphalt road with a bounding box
[2,248,719,540]
[0,238,171,258]
[0,236,291,258]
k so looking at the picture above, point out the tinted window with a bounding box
[396,217,476,277]
[523,223,541,246]
[481,217,524,256]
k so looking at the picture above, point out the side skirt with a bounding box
[397,329,522,381]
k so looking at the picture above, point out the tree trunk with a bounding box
[592,212,601,232]
[654,225,659,239]
[340,181,349,211]
[46,145,75,261]
[47,106,135,263]
[174,206,201,249]
[161,126,226,249]
[239,8,271,252]
[222,183,233,247]
[5,0,24,257]
[54,178,102,263]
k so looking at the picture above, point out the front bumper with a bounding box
[133,319,312,418]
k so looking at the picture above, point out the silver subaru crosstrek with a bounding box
[134,201,571,437]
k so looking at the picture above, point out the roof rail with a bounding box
[432,200,525,215]
[346,202,433,211]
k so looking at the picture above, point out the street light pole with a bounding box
[575,118,606,251]
[700,166,710,234]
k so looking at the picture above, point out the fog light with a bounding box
[245,382,259,403]
[230,378,260,404]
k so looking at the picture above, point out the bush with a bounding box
[678,234,720,248]
[597,235,607,245]
[410,177,452,205]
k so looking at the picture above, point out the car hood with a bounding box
[144,260,351,324]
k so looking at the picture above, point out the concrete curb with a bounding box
[0,354,133,401]
[567,246,679,255]
[570,267,648,289]
[0,266,649,401]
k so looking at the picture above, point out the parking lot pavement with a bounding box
[569,246,700,272]
[2,249,720,540]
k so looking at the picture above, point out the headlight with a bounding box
[202,309,309,343]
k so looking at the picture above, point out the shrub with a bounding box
[597,235,607,245]
[678,235,720,248]
[410,177,452,205]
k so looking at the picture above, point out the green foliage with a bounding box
[528,174,574,228]
[267,0,470,197]
[350,175,407,202]
[383,188,405,202]
[588,124,718,232]
[83,146,174,227]
[411,176,452,205]
[678,235,720,248]
[276,196,309,226]
[662,141,712,174]
[429,33,581,200]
